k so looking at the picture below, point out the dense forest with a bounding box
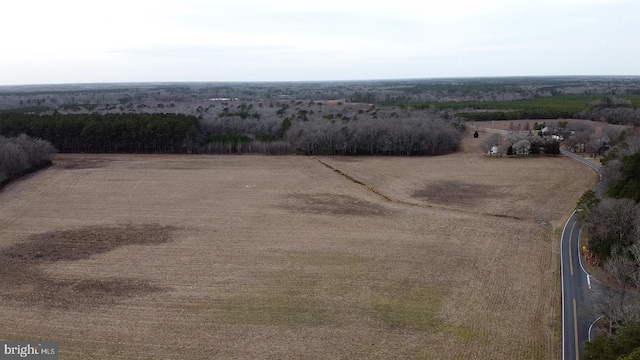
[0,113,199,153]
[0,103,464,156]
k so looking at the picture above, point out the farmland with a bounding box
[0,134,597,359]
[402,94,640,121]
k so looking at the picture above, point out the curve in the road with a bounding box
[560,149,602,360]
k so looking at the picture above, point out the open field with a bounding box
[414,94,640,111]
[0,135,597,359]
[409,94,640,121]
[466,118,629,133]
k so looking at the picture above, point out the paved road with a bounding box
[560,149,603,360]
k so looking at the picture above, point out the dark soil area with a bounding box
[413,180,506,207]
[281,193,391,216]
[0,225,174,309]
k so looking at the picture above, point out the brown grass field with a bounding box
[0,133,597,359]
[466,118,629,133]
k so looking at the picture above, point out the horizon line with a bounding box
[2,74,640,89]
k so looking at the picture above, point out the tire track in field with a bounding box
[312,156,523,221]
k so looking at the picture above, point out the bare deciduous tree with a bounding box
[481,133,503,155]
[596,248,640,335]
[586,198,638,262]
[0,134,56,186]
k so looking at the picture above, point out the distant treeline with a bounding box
[0,113,199,153]
[0,108,464,156]
[397,94,640,123]
[3,77,640,111]
[0,134,56,187]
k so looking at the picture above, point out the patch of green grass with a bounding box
[269,249,368,267]
[446,326,483,342]
[172,256,362,328]
[179,251,371,328]
[359,343,434,359]
[397,94,640,120]
[256,250,371,295]
[216,292,337,327]
[170,290,338,328]
[371,286,448,332]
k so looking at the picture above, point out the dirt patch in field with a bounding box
[281,193,391,216]
[413,180,506,206]
[0,224,174,308]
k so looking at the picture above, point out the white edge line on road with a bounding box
[587,275,591,290]
[588,316,605,342]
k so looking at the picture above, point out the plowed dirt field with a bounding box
[0,136,597,359]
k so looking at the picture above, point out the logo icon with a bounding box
[1,342,58,359]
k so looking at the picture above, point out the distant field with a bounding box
[402,94,640,120]
[466,118,630,132]
[0,135,597,359]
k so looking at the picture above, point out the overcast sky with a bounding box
[1,0,638,85]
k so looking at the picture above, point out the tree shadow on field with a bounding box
[0,225,174,309]
[413,180,507,207]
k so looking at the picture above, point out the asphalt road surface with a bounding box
[560,149,603,360]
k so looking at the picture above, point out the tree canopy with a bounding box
[607,153,640,202]
[0,113,199,154]
[0,134,56,187]
[0,104,465,156]
[584,322,640,360]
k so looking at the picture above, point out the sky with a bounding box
[1,0,638,85]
